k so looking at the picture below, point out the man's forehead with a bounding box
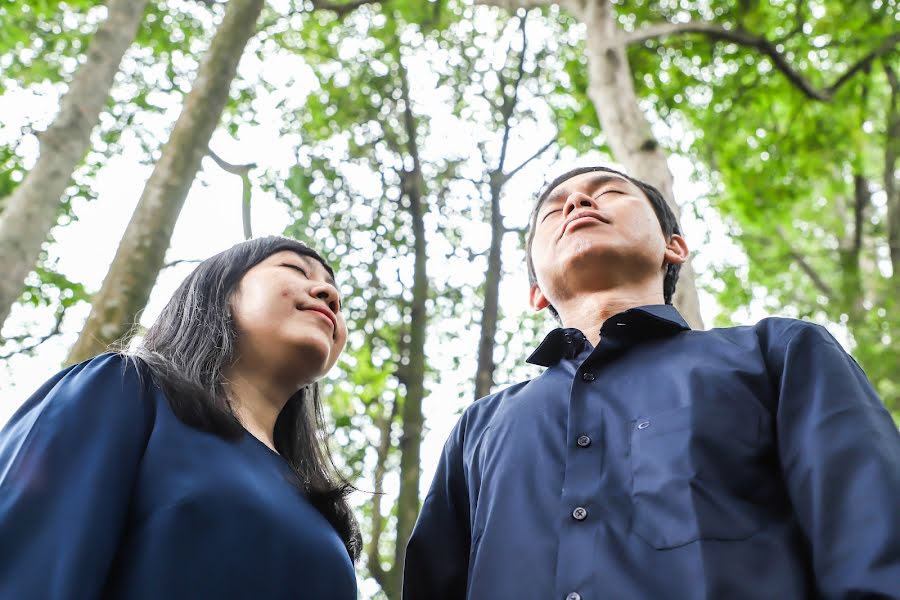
[545,171,634,201]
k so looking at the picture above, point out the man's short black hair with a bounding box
[525,166,683,306]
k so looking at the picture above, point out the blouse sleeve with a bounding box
[0,353,155,599]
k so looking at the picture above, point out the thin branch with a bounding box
[501,135,557,184]
[207,148,255,240]
[0,308,66,359]
[162,258,203,269]
[309,0,381,17]
[366,395,399,590]
[497,13,529,173]
[474,0,575,12]
[773,225,834,297]
[884,64,900,277]
[207,147,255,175]
[624,22,900,102]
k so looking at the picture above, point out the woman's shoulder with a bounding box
[3,352,158,440]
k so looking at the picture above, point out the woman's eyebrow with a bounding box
[299,256,336,287]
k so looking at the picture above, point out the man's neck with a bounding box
[555,289,664,346]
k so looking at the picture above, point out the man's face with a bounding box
[529,171,682,310]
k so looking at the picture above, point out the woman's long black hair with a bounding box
[128,235,360,560]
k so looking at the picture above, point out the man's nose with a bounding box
[563,192,597,216]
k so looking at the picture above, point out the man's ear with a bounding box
[663,233,689,266]
[529,283,551,311]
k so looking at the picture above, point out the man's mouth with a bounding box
[561,212,609,236]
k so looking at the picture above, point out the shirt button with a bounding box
[576,435,592,447]
[572,506,587,521]
[581,372,595,381]
[567,593,582,600]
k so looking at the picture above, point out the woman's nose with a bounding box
[313,287,340,314]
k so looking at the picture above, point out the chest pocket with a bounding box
[629,402,767,549]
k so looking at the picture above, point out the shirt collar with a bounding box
[526,304,690,367]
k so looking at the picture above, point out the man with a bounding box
[402,166,900,599]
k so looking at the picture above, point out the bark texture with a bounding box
[0,0,150,330]
[66,0,265,364]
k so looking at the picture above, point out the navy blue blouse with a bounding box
[403,305,900,600]
[0,353,357,599]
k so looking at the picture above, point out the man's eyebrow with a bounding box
[542,174,631,208]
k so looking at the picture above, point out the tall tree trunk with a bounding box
[885,65,899,283]
[581,1,702,327]
[475,175,504,399]
[389,58,429,600]
[66,0,265,364]
[0,0,150,331]
[476,0,705,328]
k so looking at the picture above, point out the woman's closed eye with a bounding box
[282,263,309,277]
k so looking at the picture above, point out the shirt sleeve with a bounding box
[771,322,900,598]
[0,353,155,599]
[402,415,472,600]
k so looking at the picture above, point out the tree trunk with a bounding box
[389,59,429,600]
[885,66,899,282]
[0,0,150,331]
[475,176,504,399]
[476,0,705,328]
[66,0,265,364]
[581,0,703,327]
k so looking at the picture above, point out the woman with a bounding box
[0,236,360,599]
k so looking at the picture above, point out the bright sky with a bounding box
[0,6,777,597]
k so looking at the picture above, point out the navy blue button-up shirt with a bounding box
[403,305,900,600]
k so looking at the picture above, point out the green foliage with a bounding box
[539,0,900,411]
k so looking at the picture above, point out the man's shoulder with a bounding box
[701,316,828,340]
[701,316,840,358]
[460,379,535,434]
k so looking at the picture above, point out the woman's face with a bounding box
[229,250,347,387]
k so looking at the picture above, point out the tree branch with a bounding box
[497,13,529,173]
[0,307,66,359]
[309,0,382,17]
[773,225,834,297]
[884,64,900,279]
[366,395,398,590]
[474,0,579,13]
[207,148,255,239]
[624,22,900,102]
[162,258,203,270]
[501,135,557,184]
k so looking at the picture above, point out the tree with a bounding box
[66,0,266,364]
[448,14,557,399]
[0,0,150,330]
[475,0,899,412]
[476,0,705,328]
[618,0,899,409]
